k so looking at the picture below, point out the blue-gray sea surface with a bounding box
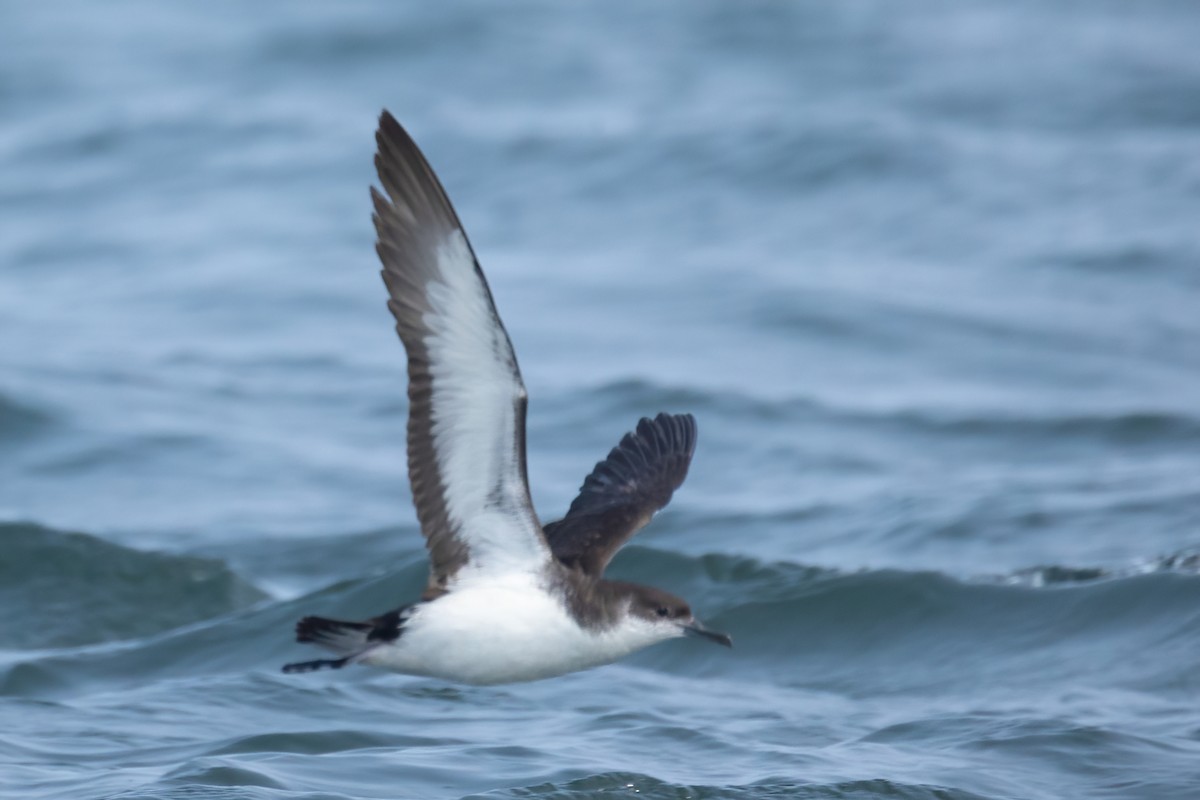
[3,2,1200,798]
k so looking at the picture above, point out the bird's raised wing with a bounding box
[544,413,697,576]
[372,111,549,597]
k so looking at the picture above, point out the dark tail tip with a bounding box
[295,615,370,644]
[281,656,351,674]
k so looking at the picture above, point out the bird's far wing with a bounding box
[372,111,550,596]
[544,413,697,576]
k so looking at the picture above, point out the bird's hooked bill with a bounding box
[682,619,733,648]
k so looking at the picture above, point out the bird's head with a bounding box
[625,585,732,648]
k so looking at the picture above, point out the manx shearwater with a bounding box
[282,111,731,685]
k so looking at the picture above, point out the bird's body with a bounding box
[282,112,730,686]
[359,572,672,685]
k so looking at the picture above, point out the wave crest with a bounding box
[0,521,266,650]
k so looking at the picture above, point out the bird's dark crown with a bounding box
[605,580,692,623]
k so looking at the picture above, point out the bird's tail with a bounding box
[282,608,410,674]
[281,616,374,673]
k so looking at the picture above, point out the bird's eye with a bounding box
[656,607,669,617]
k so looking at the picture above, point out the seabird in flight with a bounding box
[282,111,730,685]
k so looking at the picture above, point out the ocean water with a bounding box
[3,1,1200,798]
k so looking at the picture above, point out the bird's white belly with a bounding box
[361,577,645,685]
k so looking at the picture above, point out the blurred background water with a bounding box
[2,1,1200,798]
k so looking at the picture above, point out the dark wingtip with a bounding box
[650,412,697,458]
[375,110,419,167]
[377,109,402,142]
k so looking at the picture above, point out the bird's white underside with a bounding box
[361,573,681,684]
[423,230,548,576]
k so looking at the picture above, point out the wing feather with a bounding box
[371,111,549,596]
[544,413,697,576]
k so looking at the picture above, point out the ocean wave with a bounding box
[618,542,1200,595]
[0,391,53,442]
[0,552,427,698]
[558,379,1200,447]
[6,536,1199,701]
[0,522,266,650]
[469,772,994,800]
[567,378,760,419]
[1003,549,1200,588]
[879,409,1200,446]
[614,547,1200,693]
